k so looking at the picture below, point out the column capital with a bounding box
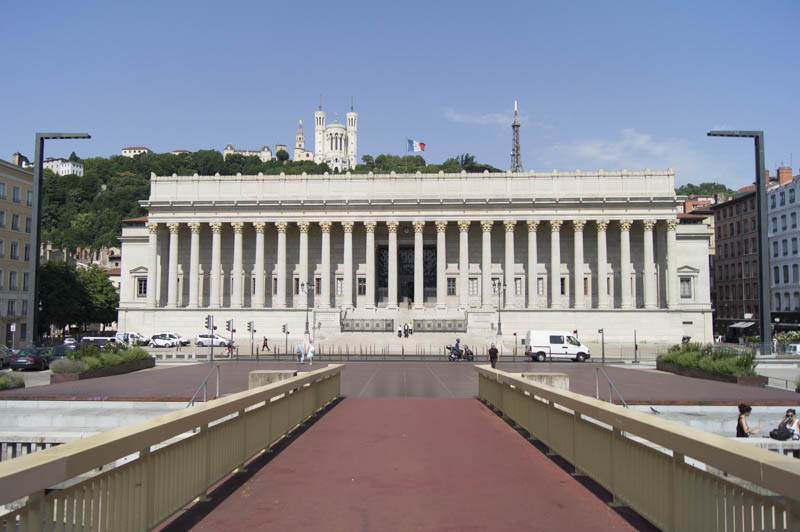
[320,221,333,233]
[275,221,288,233]
[642,219,657,231]
[458,220,471,233]
[209,222,222,234]
[231,222,244,233]
[253,221,266,233]
[550,220,562,232]
[167,222,180,234]
[619,219,633,232]
[572,220,586,232]
[188,222,201,233]
[526,220,539,232]
[666,219,679,231]
[596,219,610,232]
[435,220,448,233]
[413,220,426,233]
[503,220,516,232]
[386,221,399,233]
[480,220,494,233]
[342,221,355,233]
[146,222,159,234]
[297,221,310,233]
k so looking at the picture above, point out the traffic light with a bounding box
[247,321,254,333]
[225,319,232,332]
[281,324,286,333]
[204,315,211,329]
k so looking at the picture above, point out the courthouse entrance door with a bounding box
[377,246,437,306]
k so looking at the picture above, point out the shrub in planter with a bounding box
[50,358,89,374]
[119,347,150,363]
[82,356,103,370]
[658,344,758,377]
[0,374,24,390]
[71,345,101,361]
[99,352,123,368]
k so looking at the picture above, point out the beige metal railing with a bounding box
[477,365,800,532]
[0,364,341,531]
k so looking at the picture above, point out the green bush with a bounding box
[658,344,757,377]
[50,358,89,374]
[82,356,102,370]
[99,353,123,368]
[676,351,700,367]
[118,347,149,363]
[0,374,24,390]
[71,345,101,360]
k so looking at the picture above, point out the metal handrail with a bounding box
[187,365,220,408]
[595,367,628,408]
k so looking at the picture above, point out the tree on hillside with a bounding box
[276,149,289,162]
[675,182,734,196]
[68,151,79,162]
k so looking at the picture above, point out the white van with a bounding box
[525,330,590,362]
[115,332,146,346]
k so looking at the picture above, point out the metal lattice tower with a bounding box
[510,100,523,172]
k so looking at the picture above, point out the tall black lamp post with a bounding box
[300,281,315,336]
[29,133,91,345]
[492,279,505,336]
[707,130,771,356]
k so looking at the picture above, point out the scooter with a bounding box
[446,344,474,361]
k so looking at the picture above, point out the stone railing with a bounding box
[0,365,341,531]
[476,365,800,531]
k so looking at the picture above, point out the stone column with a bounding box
[298,222,310,309]
[413,220,425,310]
[620,220,633,309]
[436,221,447,310]
[481,220,493,308]
[387,221,399,310]
[596,220,609,309]
[146,222,159,308]
[342,222,354,309]
[504,221,515,309]
[320,221,332,309]
[527,220,538,309]
[188,222,201,308]
[364,222,376,309]
[573,220,585,309]
[666,219,679,308]
[166,223,180,308]
[210,222,222,307]
[231,222,244,309]
[642,219,657,309]
[550,220,562,308]
[253,222,266,308]
[275,221,288,308]
[458,220,470,309]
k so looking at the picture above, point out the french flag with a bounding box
[407,139,426,153]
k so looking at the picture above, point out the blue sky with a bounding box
[2,1,798,188]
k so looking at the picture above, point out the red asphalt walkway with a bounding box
[167,398,636,531]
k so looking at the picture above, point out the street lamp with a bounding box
[492,279,505,335]
[707,130,771,356]
[300,281,315,336]
[29,133,91,345]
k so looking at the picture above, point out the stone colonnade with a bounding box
[145,219,681,311]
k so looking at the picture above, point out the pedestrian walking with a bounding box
[262,336,270,351]
[488,343,499,369]
[306,339,315,365]
[296,341,305,364]
[403,323,409,338]
[397,325,402,338]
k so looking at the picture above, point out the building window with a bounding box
[784,265,790,284]
[744,239,749,254]
[136,278,147,297]
[680,277,692,299]
[793,213,798,229]
[515,277,522,296]
[23,245,30,262]
[12,186,19,203]
[294,278,300,295]
[336,278,343,296]
[794,265,799,284]
[724,265,729,280]
[736,221,741,234]
[0,183,5,199]
[21,300,27,315]
[11,214,19,231]
[772,217,778,233]
[794,238,798,255]
[25,217,31,233]
[447,277,456,296]
[737,263,742,278]
[357,278,366,296]
[0,211,5,228]
[26,190,32,207]
[537,277,545,296]
[468,278,479,296]
[315,278,321,295]
[0,239,4,258]
[23,272,29,291]
[745,283,750,298]
[560,277,566,295]
[774,266,780,285]
[7,300,15,316]
[771,195,777,209]
[783,239,789,256]
[10,242,18,260]
[773,241,779,257]
[780,191,786,206]
[272,278,278,295]
[744,262,750,277]
[792,189,797,203]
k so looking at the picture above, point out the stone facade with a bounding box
[118,169,712,345]
[314,105,357,171]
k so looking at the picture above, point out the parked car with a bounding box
[0,344,9,367]
[155,332,191,346]
[115,331,147,346]
[10,348,52,371]
[149,333,178,348]
[194,333,231,347]
[80,336,114,347]
[63,337,77,345]
[51,344,77,360]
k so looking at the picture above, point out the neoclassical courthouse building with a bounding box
[118,168,712,344]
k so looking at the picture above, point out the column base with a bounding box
[387,304,398,310]
[413,304,424,310]
[364,304,376,310]
[436,303,447,311]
